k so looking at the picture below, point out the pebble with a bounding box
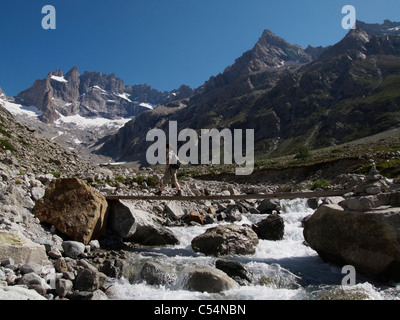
[62,241,86,259]
[48,248,63,259]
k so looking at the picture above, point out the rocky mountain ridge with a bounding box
[2,20,400,167]
[97,20,400,163]
[96,26,318,162]
[16,66,193,124]
[0,99,107,177]
[2,67,193,163]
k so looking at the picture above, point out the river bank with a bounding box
[1,155,400,300]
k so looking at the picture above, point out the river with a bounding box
[107,199,399,300]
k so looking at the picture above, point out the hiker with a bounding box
[156,144,183,196]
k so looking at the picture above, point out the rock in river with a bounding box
[184,266,239,293]
[108,200,179,246]
[303,193,400,281]
[191,224,259,256]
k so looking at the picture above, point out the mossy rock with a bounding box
[0,231,27,247]
[0,230,50,265]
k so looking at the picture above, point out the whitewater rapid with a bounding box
[107,199,399,300]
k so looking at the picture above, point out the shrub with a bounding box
[50,171,61,178]
[0,139,14,152]
[115,176,125,183]
[131,175,159,187]
[309,179,330,190]
[295,145,311,159]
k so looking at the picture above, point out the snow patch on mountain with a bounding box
[139,102,154,109]
[116,93,132,102]
[51,75,68,83]
[2,100,43,119]
[93,85,107,93]
[54,113,133,129]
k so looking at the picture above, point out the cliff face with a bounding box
[16,66,193,124]
[16,67,143,123]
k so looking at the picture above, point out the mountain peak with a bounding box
[201,29,313,95]
[252,29,312,66]
[259,29,282,42]
[257,29,292,48]
[52,69,63,78]
[65,65,80,81]
[318,20,400,62]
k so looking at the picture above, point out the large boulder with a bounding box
[33,178,109,245]
[108,200,179,246]
[184,266,239,293]
[215,259,253,285]
[0,285,47,300]
[0,230,50,266]
[252,213,284,240]
[257,198,281,214]
[303,199,400,280]
[191,224,259,256]
[165,201,185,220]
[107,200,137,239]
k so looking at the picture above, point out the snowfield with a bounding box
[55,113,133,129]
[2,99,132,130]
[2,100,43,118]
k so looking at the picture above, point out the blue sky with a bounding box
[1,0,399,96]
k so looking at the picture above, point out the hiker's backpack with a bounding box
[170,160,181,170]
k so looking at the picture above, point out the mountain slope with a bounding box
[97,28,314,161]
[250,21,400,155]
[97,20,400,164]
[5,67,193,162]
[0,93,101,176]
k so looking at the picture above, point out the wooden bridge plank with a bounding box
[106,189,353,201]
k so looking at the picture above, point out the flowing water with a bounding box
[107,199,400,300]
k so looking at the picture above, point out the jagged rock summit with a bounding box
[15,65,195,124]
[17,66,149,123]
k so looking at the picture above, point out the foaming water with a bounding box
[107,199,399,300]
